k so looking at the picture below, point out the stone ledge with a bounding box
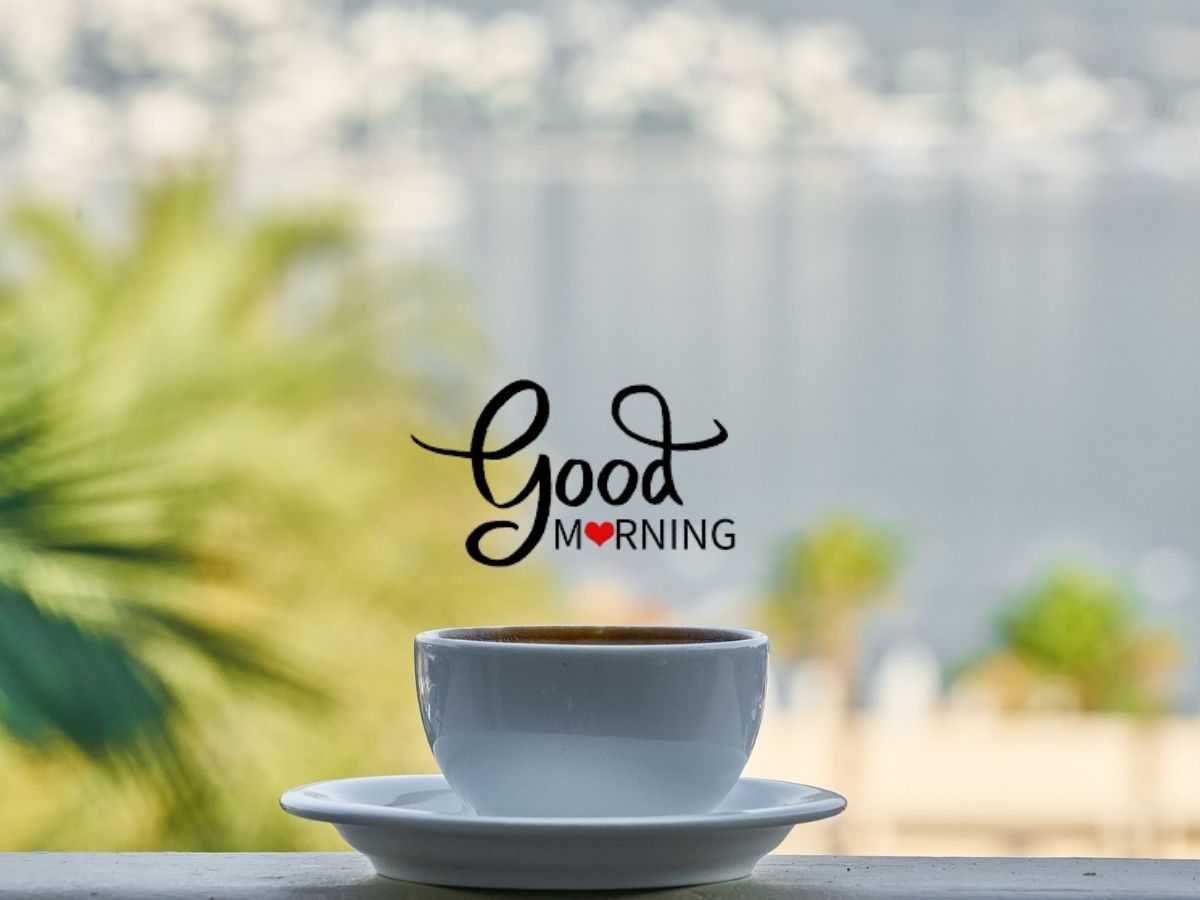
[1,853,1198,899]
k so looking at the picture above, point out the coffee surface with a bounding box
[437,625,747,645]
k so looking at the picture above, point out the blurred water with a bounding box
[4,0,1199,701]
[415,144,1200,703]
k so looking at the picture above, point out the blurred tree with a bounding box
[957,564,1179,713]
[0,172,551,849]
[760,515,900,701]
[758,514,899,855]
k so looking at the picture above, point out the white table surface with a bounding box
[1,853,1198,899]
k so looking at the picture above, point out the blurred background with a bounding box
[1,0,1199,857]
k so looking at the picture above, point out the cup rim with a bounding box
[415,624,767,652]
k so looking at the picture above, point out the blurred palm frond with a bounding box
[0,172,369,830]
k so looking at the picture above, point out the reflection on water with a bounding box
[411,146,1200,703]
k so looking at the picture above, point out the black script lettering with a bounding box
[414,380,731,565]
[411,379,551,566]
[556,459,593,507]
[610,385,727,505]
[597,459,638,504]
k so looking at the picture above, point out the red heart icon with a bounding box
[584,521,615,546]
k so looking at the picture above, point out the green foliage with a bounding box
[0,174,340,804]
[0,171,552,849]
[0,586,173,751]
[1003,567,1130,680]
[981,564,1179,713]
[760,514,900,661]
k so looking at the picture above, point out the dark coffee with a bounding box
[436,625,747,645]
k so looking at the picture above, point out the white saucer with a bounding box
[280,774,846,890]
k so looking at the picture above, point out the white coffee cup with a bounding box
[414,625,768,818]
